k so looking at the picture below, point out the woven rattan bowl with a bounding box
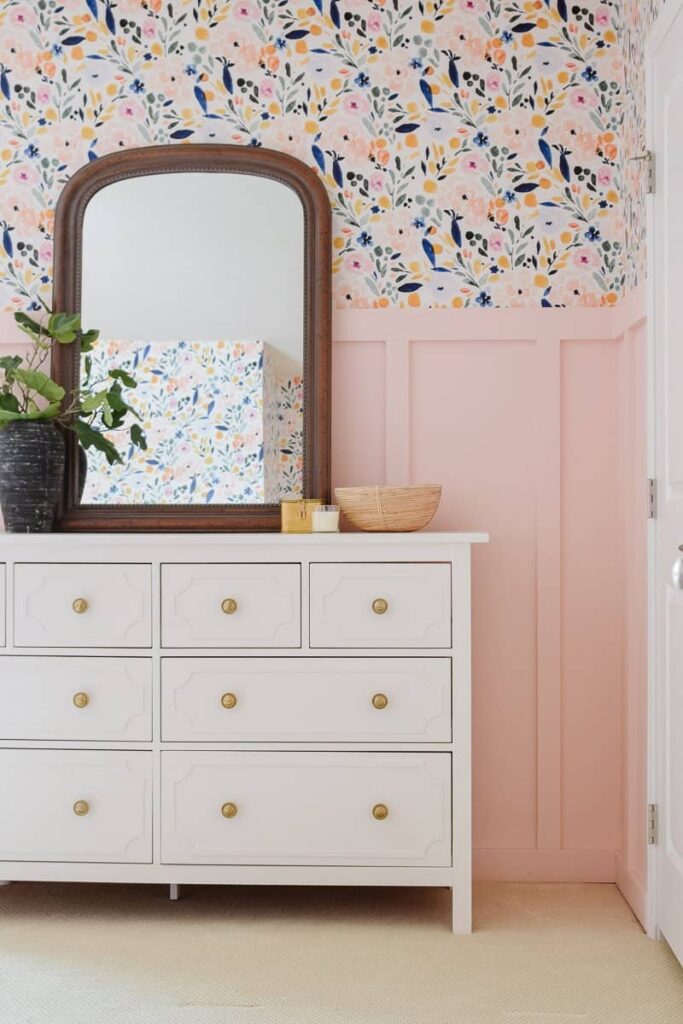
[334,485,442,532]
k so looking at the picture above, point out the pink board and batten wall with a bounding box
[0,291,648,919]
[333,287,648,918]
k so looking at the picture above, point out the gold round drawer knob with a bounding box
[372,803,389,821]
[371,693,389,710]
[221,802,238,819]
[73,692,89,709]
[221,598,238,615]
[372,598,388,615]
[221,692,238,710]
[72,598,89,615]
[73,800,90,817]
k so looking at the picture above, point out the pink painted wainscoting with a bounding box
[333,288,648,904]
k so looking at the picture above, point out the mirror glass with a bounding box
[79,172,304,505]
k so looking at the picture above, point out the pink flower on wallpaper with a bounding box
[10,7,37,27]
[571,90,599,110]
[343,94,370,116]
[573,247,599,269]
[489,234,504,254]
[119,100,144,120]
[596,6,611,27]
[12,165,38,187]
[235,1,255,19]
[597,168,614,187]
[345,252,372,274]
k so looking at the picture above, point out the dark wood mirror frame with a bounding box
[51,144,331,532]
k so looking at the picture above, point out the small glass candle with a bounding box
[312,505,340,533]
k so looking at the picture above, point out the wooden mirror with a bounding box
[52,144,331,531]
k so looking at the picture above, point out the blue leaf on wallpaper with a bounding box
[511,22,536,33]
[87,149,98,161]
[422,238,436,267]
[396,123,420,133]
[448,56,460,88]
[85,0,98,18]
[221,61,234,94]
[332,157,343,188]
[62,36,86,45]
[206,490,215,503]
[514,182,539,192]
[419,78,434,109]
[2,227,12,257]
[189,477,197,494]
[259,444,264,462]
[0,70,10,101]
[559,151,571,182]
[313,0,322,9]
[194,85,207,113]
[312,144,325,172]
[451,216,462,247]
[539,137,553,167]
[285,30,309,39]
[542,297,553,307]
[558,0,568,21]
[540,201,559,207]
[105,3,116,34]
[170,129,193,139]
[398,282,422,292]
[330,1,340,29]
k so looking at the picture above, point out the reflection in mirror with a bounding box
[79,172,304,505]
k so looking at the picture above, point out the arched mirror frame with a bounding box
[52,144,331,531]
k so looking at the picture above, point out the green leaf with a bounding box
[80,390,109,413]
[130,423,147,450]
[73,419,123,465]
[0,401,61,425]
[48,312,81,344]
[0,355,23,377]
[108,368,137,389]
[13,369,65,404]
[13,312,44,338]
[79,329,99,353]
[0,393,20,414]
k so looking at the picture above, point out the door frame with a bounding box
[645,0,683,941]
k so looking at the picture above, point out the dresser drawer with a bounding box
[161,751,451,866]
[161,564,301,648]
[14,564,152,648]
[0,657,151,741]
[309,563,452,648]
[0,749,152,863]
[0,564,5,647]
[162,657,451,742]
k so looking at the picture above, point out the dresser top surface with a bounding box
[0,531,489,548]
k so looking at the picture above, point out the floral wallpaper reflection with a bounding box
[81,338,303,505]
[0,0,628,312]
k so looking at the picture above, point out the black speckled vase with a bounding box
[0,422,65,532]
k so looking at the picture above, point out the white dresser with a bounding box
[0,532,486,932]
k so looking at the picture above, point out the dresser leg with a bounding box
[451,887,472,935]
[169,884,180,901]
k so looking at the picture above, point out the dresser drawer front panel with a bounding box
[161,751,451,866]
[0,658,152,741]
[309,563,452,649]
[14,564,152,648]
[0,750,152,863]
[161,564,301,648]
[162,657,451,742]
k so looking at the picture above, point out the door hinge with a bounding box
[631,151,655,194]
[648,803,658,845]
[648,478,657,519]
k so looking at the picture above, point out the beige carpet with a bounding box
[0,882,681,1024]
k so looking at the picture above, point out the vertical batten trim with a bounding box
[384,337,411,485]
[535,334,563,849]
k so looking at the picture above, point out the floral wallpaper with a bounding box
[620,0,663,291]
[0,1,626,311]
[81,338,304,504]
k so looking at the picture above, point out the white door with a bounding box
[650,0,683,965]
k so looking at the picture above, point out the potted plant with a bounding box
[0,310,146,532]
